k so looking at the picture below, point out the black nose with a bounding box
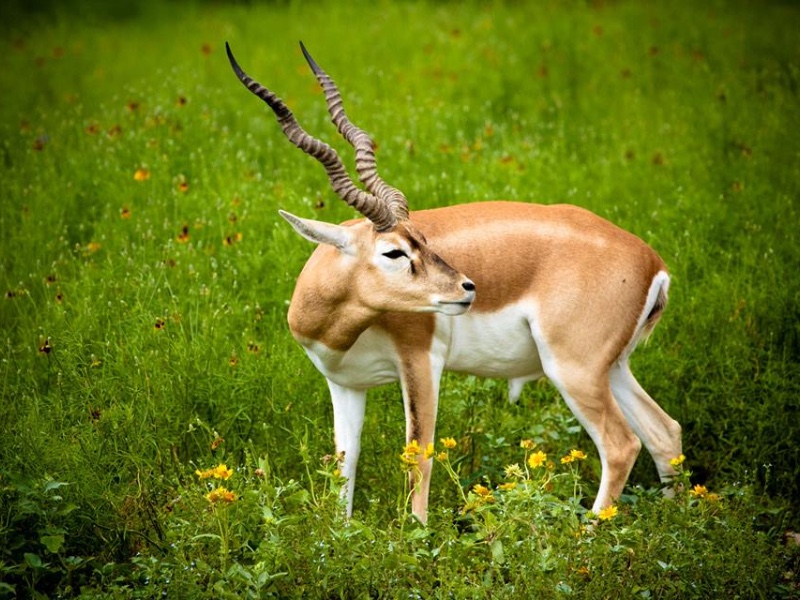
[462,280,476,292]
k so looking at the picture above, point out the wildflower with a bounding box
[561,449,587,464]
[177,181,189,193]
[520,439,535,450]
[504,464,524,479]
[473,483,492,498]
[86,242,102,253]
[120,206,132,219]
[254,468,265,478]
[471,483,496,504]
[498,482,517,492]
[223,232,243,246]
[576,565,591,578]
[211,436,224,451]
[528,450,547,469]
[213,464,233,479]
[196,463,233,480]
[133,168,150,181]
[85,123,100,135]
[705,492,721,502]
[598,505,618,521]
[206,487,236,504]
[670,454,686,468]
[690,484,708,498]
[440,437,457,449]
[400,440,421,468]
[403,440,420,455]
[154,318,166,331]
[176,225,190,243]
[126,101,140,113]
[423,442,435,460]
[436,452,448,462]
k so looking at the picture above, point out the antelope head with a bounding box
[226,42,475,316]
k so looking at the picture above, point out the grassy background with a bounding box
[1,0,799,596]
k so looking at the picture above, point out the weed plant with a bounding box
[1,0,799,597]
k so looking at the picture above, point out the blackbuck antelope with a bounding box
[226,42,682,523]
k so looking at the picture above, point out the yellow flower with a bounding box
[520,439,535,450]
[403,440,420,455]
[498,482,517,491]
[527,450,547,469]
[669,454,686,468]
[440,437,457,449]
[435,452,448,462]
[473,483,492,497]
[133,168,150,181]
[561,449,588,464]
[705,492,721,502]
[196,463,233,480]
[690,484,708,498]
[400,440,421,468]
[471,484,495,504]
[206,487,236,504]
[569,449,587,461]
[423,442,435,460]
[598,505,618,521]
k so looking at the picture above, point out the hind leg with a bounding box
[546,363,642,512]
[609,361,682,491]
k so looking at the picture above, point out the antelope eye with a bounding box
[382,249,408,260]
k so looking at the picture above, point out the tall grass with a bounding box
[1,0,799,597]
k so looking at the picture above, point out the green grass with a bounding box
[1,0,799,597]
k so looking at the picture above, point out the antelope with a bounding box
[226,42,682,523]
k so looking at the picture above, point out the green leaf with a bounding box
[490,539,505,564]
[24,553,43,569]
[40,534,65,554]
[43,480,70,493]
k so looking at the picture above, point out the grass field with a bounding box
[1,0,799,597]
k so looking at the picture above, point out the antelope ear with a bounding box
[279,210,355,253]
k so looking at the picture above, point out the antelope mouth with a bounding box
[435,297,475,316]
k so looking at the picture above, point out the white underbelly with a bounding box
[443,303,543,379]
[298,302,544,390]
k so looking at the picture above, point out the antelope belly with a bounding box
[442,303,543,379]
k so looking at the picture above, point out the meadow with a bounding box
[1,0,799,597]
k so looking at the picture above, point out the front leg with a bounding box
[398,351,443,524]
[327,379,367,517]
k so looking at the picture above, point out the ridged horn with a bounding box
[225,42,397,230]
[299,41,409,223]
